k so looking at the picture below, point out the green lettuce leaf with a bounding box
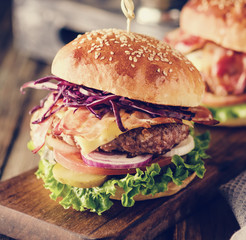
[207,103,246,122]
[36,158,116,214]
[33,131,210,215]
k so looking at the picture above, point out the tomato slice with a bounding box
[53,149,172,176]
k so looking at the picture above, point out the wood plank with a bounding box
[0,0,12,66]
[0,126,245,240]
[174,195,239,240]
[0,46,48,176]
[1,65,50,180]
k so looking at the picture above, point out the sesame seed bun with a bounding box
[110,172,196,201]
[51,29,204,107]
[180,0,246,52]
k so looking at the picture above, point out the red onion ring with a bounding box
[81,151,153,169]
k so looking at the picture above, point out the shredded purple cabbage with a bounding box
[21,76,195,132]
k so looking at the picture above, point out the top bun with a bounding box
[180,0,246,52]
[52,29,204,107]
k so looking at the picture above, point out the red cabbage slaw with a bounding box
[21,76,195,132]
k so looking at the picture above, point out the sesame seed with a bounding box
[189,66,195,71]
[125,51,130,55]
[133,57,137,62]
[120,36,127,42]
[157,68,161,73]
[131,64,135,68]
[100,56,105,60]
[169,68,173,73]
[109,57,113,61]
[95,52,100,59]
[110,51,114,55]
[162,70,167,76]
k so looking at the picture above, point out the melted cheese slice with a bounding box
[185,43,216,76]
[74,121,122,155]
[186,50,204,72]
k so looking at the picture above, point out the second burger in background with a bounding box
[165,0,246,126]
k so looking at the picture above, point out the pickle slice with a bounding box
[52,163,107,188]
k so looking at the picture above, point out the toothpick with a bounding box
[121,0,135,33]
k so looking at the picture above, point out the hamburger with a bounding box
[164,0,246,126]
[21,28,217,214]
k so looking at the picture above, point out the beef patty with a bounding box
[99,123,189,156]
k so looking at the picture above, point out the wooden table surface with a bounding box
[0,1,242,239]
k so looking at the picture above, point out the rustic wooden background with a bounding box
[0,1,242,239]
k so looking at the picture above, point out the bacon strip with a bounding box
[189,106,219,125]
[164,28,207,54]
[165,29,246,97]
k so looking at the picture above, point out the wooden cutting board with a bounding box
[0,126,246,240]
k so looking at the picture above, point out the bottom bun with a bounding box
[203,92,246,126]
[110,172,196,201]
[217,117,246,127]
[203,92,246,107]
